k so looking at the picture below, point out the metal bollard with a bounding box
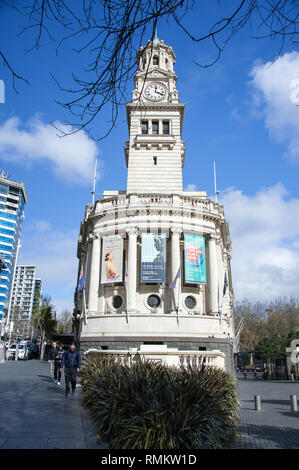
[254,395,261,411]
[290,395,298,411]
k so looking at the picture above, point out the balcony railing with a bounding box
[83,349,226,370]
[95,193,223,217]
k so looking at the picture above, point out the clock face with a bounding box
[144,83,167,101]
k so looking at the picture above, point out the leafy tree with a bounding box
[235,296,299,360]
[32,294,57,361]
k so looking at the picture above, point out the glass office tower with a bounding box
[0,170,27,321]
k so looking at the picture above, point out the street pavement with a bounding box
[233,372,299,449]
[0,359,108,449]
[1,360,299,449]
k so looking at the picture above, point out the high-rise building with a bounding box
[11,266,37,321]
[0,171,27,322]
[75,37,235,373]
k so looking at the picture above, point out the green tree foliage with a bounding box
[235,296,299,357]
[32,294,57,361]
[81,357,239,449]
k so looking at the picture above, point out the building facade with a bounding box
[0,171,27,322]
[75,37,235,373]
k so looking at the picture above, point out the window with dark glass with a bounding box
[141,121,148,134]
[147,295,161,308]
[185,296,196,310]
[113,295,123,309]
[153,55,159,66]
[163,121,170,135]
[152,121,159,135]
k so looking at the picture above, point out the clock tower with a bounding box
[125,36,186,193]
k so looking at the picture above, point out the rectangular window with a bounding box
[141,121,148,134]
[152,121,159,135]
[153,156,157,166]
[163,120,170,135]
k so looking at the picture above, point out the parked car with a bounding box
[255,365,262,372]
[7,344,17,360]
[28,343,39,358]
[17,344,28,360]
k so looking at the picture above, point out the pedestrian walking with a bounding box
[60,343,81,398]
[54,343,64,385]
[47,342,56,382]
[243,369,247,380]
[254,369,257,380]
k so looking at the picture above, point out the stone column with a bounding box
[208,234,218,314]
[126,227,138,313]
[88,232,101,313]
[170,227,182,312]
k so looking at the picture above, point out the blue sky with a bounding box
[0,2,298,311]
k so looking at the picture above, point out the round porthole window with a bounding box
[185,296,196,310]
[112,295,123,310]
[147,294,161,309]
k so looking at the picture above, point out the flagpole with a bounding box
[124,257,129,323]
[213,161,217,203]
[83,289,88,325]
[91,157,98,205]
[176,274,181,325]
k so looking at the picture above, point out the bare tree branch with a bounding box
[0,0,298,138]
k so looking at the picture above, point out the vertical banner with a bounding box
[141,233,166,283]
[101,236,123,284]
[184,234,207,283]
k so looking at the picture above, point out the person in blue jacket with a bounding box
[60,343,81,398]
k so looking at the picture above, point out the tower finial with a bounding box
[153,8,159,46]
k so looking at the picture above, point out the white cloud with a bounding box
[0,116,100,184]
[185,183,197,191]
[221,183,299,301]
[18,223,78,314]
[34,220,52,232]
[249,51,299,161]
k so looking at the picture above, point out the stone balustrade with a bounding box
[83,349,226,371]
[94,193,223,217]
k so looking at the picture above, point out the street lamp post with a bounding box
[0,255,7,363]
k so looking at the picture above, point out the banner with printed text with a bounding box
[141,233,166,283]
[184,234,206,284]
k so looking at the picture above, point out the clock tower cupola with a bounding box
[125,36,186,193]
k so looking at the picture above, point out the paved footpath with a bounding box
[1,361,299,449]
[0,359,108,449]
[233,372,299,449]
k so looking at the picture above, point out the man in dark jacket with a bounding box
[60,343,81,398]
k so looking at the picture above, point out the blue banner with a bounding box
[141,233,166,283]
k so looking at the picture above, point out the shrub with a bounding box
[80,357,239,449]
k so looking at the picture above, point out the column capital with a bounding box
[126,227,138,236]
[208,232,218,242]
[92,231,101,240]
[170,226,182,236]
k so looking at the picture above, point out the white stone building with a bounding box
[75,36,235,373]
